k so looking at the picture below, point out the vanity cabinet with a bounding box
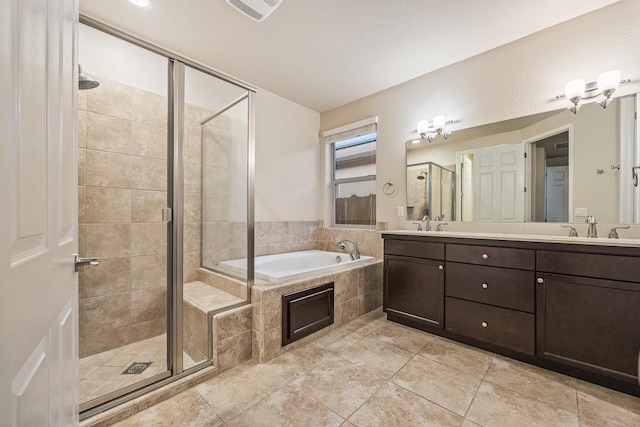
[384,240,444,331]
[537,251,640,386]
[444,244,536,355]
[382,233,640,396]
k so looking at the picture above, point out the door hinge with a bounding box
[524,152,527,158]
[162,207,173,223]
[524,186,527,193]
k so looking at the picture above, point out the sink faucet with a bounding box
[422,215,431,231]
[586,216,598,238]
[337,239,360,260]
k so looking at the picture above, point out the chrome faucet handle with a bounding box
[560,225,578,237]
[436,222,448,232]
[608,226,630,239]
[412,222,423,231]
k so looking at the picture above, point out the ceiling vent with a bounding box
[226,0,283,22]
[554,142,569,149]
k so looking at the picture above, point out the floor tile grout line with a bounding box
[461,355,494,421]
[387,376,467,421]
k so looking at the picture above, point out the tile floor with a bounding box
[80,335,197,405]
[111,309,640,426]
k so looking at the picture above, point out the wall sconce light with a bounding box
[557,70,630,114]
[416,115,453,142]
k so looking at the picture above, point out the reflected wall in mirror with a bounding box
[406,94,639,223]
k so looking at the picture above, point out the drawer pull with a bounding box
[482,253,489,259]
[481,321,488,328]
[482,283,488,289]
[438,265,444,270]
[537,277,544,284]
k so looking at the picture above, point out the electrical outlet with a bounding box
[575,207,588,217]
[397,206,404,217]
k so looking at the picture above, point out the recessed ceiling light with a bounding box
[129,0,150,7]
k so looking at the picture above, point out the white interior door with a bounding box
[0,0,79,425]
[545,166,569,222]
[472,143,525,221]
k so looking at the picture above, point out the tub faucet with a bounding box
[337,239,360,260]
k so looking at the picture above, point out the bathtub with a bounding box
[217,250,375,282]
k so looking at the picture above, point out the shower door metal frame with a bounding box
[78,15,256,420]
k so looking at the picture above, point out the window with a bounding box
[324,118,377,227]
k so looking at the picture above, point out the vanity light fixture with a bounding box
[557,70,630,114]
[416,115,453,142]
[129,0,151,7]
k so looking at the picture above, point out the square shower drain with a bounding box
[123,362,152,375]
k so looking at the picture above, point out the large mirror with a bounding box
[406,94,639,223]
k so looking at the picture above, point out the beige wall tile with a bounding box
[184,161,202,194]
[78,224,86,257]
[217,330,252,373]
[216,306,252,341]
[202,222,232,251]
[86,78,133,120]
[130,156,167,191]
[131,190,166,223]
[184,303,207,355]
[78,88,87,111]
[131,255,167,289]
[85,223,132,258]
[84,293,131,335]
[132,223,167,256]
[85,187,131,223]
[184,221,201,253]
[184,193,202,223]
[131,287,166,324]
[78,148,86,186]
[81,257,132,298]
[203,195,229,222]
[131,88,167,128]
[202,166,230,196]
[131,122,167,159]
[78,186,86,223]
[86,149,132,188]
[202,135,230,168]
[183,250,201,283]
[86,112,132,154]
[185,133,202,165]
[78,109,86,148]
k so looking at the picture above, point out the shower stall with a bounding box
[406,161,455,221]
[77,19,254,417]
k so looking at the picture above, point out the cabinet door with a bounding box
[384,255,444,331]
[537,273,640,384]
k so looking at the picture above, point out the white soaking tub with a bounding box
[217,250,375,282]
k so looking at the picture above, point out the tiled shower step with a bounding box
[183,281,244,314]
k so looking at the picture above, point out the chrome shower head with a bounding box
[78,64,99,90]
[417,171,428,180]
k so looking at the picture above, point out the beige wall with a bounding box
[320,1,640,229]
[254,90,321,221]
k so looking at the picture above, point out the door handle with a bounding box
[74,254,100,272]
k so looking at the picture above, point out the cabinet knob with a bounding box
[438,265,444,270]
[482,253,489,259]
[482,283,488,289]
[481,321,488,328]
[537,277,544,284]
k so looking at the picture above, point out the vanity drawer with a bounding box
[445,263,535,313]
[445,297,535,355]
[446,244,535,270]
[537,251,640,283]
[384,239,444,260]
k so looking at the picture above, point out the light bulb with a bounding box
[129,0,151,7]
[416,120,430,138]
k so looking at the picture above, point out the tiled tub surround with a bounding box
[78,77,169,358]
[252,260,383,363]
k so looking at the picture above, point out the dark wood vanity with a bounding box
[383,232,640,396]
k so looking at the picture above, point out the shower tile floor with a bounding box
[79,335,197,405]
[112,308,640,427]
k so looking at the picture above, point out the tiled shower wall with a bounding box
[78,77,169,357]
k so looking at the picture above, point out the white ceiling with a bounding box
[79,0,620,113]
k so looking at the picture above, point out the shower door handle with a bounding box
[74,254,100,272]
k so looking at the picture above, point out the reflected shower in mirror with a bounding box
[406,162,455,221]
[406,94,639,223]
